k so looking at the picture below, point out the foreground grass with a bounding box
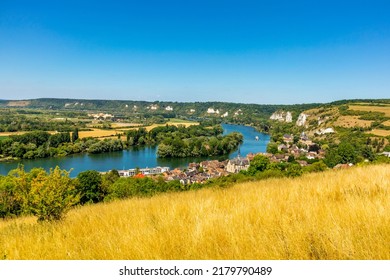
[0,164,389,260]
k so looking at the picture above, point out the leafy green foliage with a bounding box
[76,170,104,204]
[247,155,270,175]
[0,166,79,221]
[28,167,79,221]
[285,164,303,177]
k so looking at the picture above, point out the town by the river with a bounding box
[0,124,270,177]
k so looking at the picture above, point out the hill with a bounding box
[0,164,388,260]
[296,101,390,137]
[0,97,320,125]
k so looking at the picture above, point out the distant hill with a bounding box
[0,164,388,259]
[293,101,390,138]
[0,97,321,125]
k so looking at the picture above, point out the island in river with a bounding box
[0,124,270,177]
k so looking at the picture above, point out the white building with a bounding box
[226,157,250,173]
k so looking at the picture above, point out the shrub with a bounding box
[76,170,104,204]
[28,167,80,221]
[6,166,79,221]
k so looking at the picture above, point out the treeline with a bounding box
[157,132,243,158]
[0,130,123,159]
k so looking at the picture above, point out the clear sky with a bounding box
[0,0,389,104]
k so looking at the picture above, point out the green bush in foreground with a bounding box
[2,166,79,221]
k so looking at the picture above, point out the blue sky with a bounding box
[0,0,389,104]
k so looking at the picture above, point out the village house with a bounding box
[226,156,250,173]
[278,144,288,152]
[283,134,293,143]
[118,166,170,177]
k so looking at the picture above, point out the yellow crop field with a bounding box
[334,115,372,128]
[110,122,142,128]
[0,164,389,260]
[368,129,390,137]
[0,131,56,137]
[383,120,390,126]
[116,120,199,132]
[78,129,123,139]
[166,120,198,126]
[348,105,390,117]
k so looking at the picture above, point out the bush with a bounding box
[28,167,80,221]
[76,170,104,204]
[247,155,270,175]
[5,166,79,221]
[286,164,303,178]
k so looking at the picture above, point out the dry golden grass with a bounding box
[348,105,390,117]
[110,122,142,128]
[383,120,390,126]
[0,131,56,137]
[334,116,372,128]
[1,164,389,260]
[6,101,31,107]
[116,121,200,132]
[367,129,390,137]
[78,129,123,139]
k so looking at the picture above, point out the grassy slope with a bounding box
[0,164,389,260]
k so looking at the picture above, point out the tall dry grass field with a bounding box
[334,116,372,128]
[0,165,389,260]
[368,129,390,137]
[348,105,390,117]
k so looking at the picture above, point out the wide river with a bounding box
[0,124,270,177]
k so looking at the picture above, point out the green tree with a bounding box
[266,142,278,154]
[337,142,358,164]
[28,167,79,221]
[247,155,270,175]
[72,127,79,142]
[76,170,104,204]
[286,164,303,177]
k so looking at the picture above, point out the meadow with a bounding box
[334,115,372,128]
[0,164,388,260]
[348,105,390,117]
[368,129,390,137]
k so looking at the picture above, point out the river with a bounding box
[0,124,270,177]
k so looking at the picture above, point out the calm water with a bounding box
[0,124,270,177]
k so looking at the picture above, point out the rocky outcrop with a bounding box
[285,112,292,123]
[315,128,335,135]
[270,111,292,122]
[296,113,308,126]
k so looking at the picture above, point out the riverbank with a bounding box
[0,124,270,176]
